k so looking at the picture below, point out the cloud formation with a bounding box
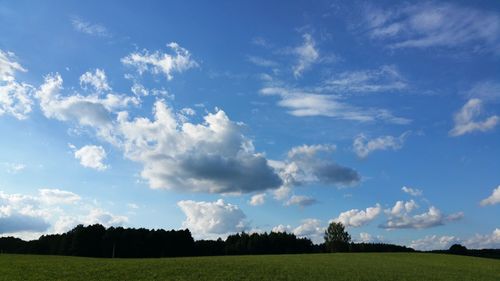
[116,101,282,193]
[364,2,500,53]
[80,69,111,92]
[381,200,463,229]
[285,195,317,208]
[333,204,382,227]
[122,43,198,80]
[260,86,410,124]
[249,193,266,206]
[323,65,406,94]
[293,33,319,78]
[271,144,360,189]
[0,49,33,120]
[178,199,247,239]
[449,99,498,137]
[401,186,423,197]
[480,185,500,206]
[353,131,409,158]
[74,145,109,171]
[71,16,110,37]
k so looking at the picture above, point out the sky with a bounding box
[0,0,499,251]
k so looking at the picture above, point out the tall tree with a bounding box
[324,222,351,252]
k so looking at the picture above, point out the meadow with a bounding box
[0,253,499,281]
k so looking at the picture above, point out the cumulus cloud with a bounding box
[177,199,247,239]
[35,73,138,140]
[80,69,111,92]
[381,200,463,229]
[363,2,500,53]
[74,145,108,171]
[71,16,110,37]
[116,100,282,193]
[249,193,266,206]
[292,33,319,77]
[0,191,49,234]
[410,235,459,251]
[260,86,410,124]
[333,204,382,227]
[410,229,500,250]
[323,65,406,94]
[357,232,384,243]
[122,42,198,80]
[0,49,33,120]
[353,131,409,158]
[401,186,423,197]
[39,188,81,205]
[285,195,317,208]
[449,99,498,137]
[272,144,360,189]
[480,185,500,206]
[463,228,500,249]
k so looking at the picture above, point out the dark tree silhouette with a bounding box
[449,244,467,255]
[324,222,351,252]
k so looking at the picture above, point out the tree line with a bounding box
[0,222,414,258]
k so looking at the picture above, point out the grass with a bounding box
[0,253,499,281]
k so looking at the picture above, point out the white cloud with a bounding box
[285,195,317,207]
[323,65,406,93]
[35,73,138,140]
[292,218,324,244]
[401,186,423,197]
[410,235,459,251]
[74,145,108,171]
[71,16,110,37]
[0,49,33,120]
[177,199,247,239]
[333,204,381,227]
[249,193,266,206]
[247,56,278,67]
[293,33,319,78]
[122,42,198,80]
[39,188,81,205]
[449,99,498,137]
[353,131,409,158]
[84,208,128,226]
[0,191,49,234]
[115,100,282,193]
[80,69,111,92]
[381,200,463,229]
[272,224,292,233]
[260,86,410,124]
[463,228,500,249]
[480,185,500,206]
[357,232,384,243]
[1,162,26,174]
[364,2,500,53]
[272,185,291,201]
[410,229,500,250]
[387,200,418,216]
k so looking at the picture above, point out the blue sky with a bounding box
[0,0,499,250]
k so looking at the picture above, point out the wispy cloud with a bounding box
[449,98,498,137]
[363,2,500,53]
[260,86,410,124]
[322,65,407,94]
[353,131,410,158]
[71,16,111,37]
[292,33,319,78]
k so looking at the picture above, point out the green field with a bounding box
[0,253,499,281]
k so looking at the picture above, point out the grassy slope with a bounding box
[0,253,499,281]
